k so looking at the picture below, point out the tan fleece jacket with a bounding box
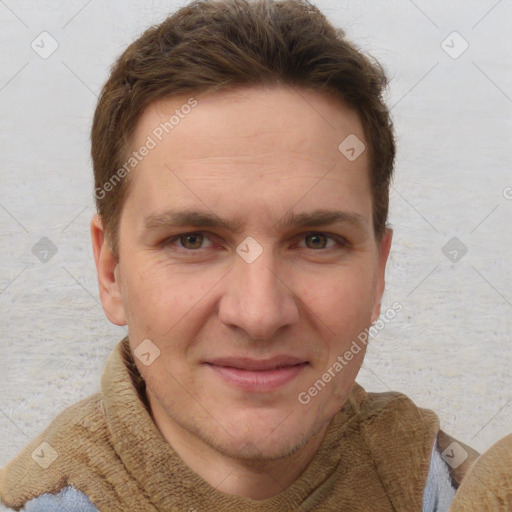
[0,337,477,511]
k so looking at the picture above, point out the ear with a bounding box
[370,228,393,324]
[91,214,127,326]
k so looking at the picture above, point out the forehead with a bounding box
[123,85,371,228]
[132,85,365,161]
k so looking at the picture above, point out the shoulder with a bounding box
[348,385,480,511]
[355,385,440,426]
[0,393,107,510]
[353,386,440,448]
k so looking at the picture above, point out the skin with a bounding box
[91,85,392,500]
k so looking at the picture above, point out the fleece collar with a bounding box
[1,337,440,511]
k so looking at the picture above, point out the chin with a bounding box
[202,409,321,462]
[209,428,311,462]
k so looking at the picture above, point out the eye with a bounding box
[166,232,214,250]
[298,232,346,250]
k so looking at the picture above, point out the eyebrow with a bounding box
[143,208,368,232]
[274,209,368,231]
[144,209,243,231]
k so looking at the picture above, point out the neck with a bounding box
[146,392,330,500]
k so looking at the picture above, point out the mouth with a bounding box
[203,356,309,392]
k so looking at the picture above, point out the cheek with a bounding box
[119,258,219,342]
[119,260,175,337]
[299,264,378,332]
[297,263,377,389]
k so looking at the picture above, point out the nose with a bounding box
[218,248,300,341]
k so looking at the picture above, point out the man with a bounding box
[1,0,499,510]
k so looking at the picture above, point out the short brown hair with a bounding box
[91,0,395,256]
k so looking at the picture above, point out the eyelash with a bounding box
[161,231,350,252]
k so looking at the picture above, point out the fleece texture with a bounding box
[10,444,456,512]
[449,433,512,511]
[0,337,478,511]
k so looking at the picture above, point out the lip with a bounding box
[204,356,309,392]
[207,356,307,371]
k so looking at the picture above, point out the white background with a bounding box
[1,0,511,473]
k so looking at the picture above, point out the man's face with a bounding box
[96,85,391,461]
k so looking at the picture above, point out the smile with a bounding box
[204,358,309,392]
